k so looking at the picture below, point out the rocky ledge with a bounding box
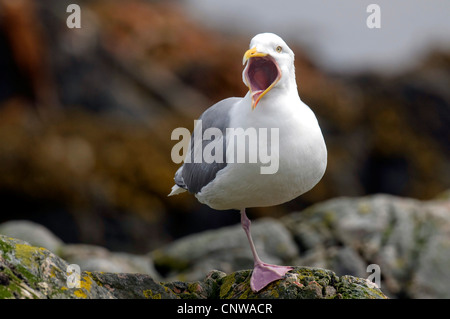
[0,235,385,299]
[2,192,450,299]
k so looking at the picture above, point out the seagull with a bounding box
[169,33,327,292]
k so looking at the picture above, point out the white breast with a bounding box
[196,92,327,210]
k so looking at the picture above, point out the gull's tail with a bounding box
[168,184,186,196]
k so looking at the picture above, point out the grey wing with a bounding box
[174,97,239,194]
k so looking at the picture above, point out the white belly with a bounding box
[196,95,327,210]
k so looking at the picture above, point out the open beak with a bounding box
[242,47,267,65]
[243,48,281,110]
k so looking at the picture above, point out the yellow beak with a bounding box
[242,47,268,65]
[243,47,280,110]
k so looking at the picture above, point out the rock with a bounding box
[0,234,176,299]
[60,244,160,279]
[0,220,64,254]
[0,235,386,299]
[86,272,178,299]
[214,268,385,299]
[281,194,450,298]
[1,192,448,299]
[0,220,160,279]
[151,218,298,281]
[162,268,386,299]
[0,234,114,298]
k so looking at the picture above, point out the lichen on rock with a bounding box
[214,267,386,299]
[0,235,387,299]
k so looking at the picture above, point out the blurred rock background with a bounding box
[0,0,449,262]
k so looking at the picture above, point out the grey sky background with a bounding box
[183,0,450,74]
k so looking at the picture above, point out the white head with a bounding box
[242,33,296,109]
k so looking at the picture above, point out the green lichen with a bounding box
[0,238,44,297]
[0,268,16,299]
[334,275,386,299]
[0,285,14,299]
[269,289,279,298]
[143,289,161,299]
[187,282,202,295]
[218,270,257,299]
[219,273,235,298]
[14,243,41,266]
[0,264,41,299]
[236,282,253,299]
[291,267,333,287]
[1,234,388,299]
[0,237,13,254]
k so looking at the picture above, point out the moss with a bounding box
[218,270,257,299]
[180,282,206,299]
[0,268,17,298]
[292,268,331,286]
[334,276,386,299]
[0,265,41,299]
[268,289,279,298]
[364,286,387,299]
[168,282,205,299]
[0,237,14,254]
[238,289,249,299]
[143,289,161,299]
[219,273,235,298]
[236,283,253,299]
[2,235,387,299]
[187,282,202,295]
[0,285,14,299]
[0,239,42,293]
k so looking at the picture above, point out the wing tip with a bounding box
[168,184,187,196]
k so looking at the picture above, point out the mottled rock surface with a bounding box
[0,235,114,299]
[151,218,298,282]
[152,193,450,298]
[1,192,449,298]
[281,194,450,298]
[0,235,385,299]
[0,220,64,253]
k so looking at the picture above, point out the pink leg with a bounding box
[241,208,293,292]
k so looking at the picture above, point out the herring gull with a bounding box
[169,33,327,292]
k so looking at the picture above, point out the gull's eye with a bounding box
[276,46,282,53]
